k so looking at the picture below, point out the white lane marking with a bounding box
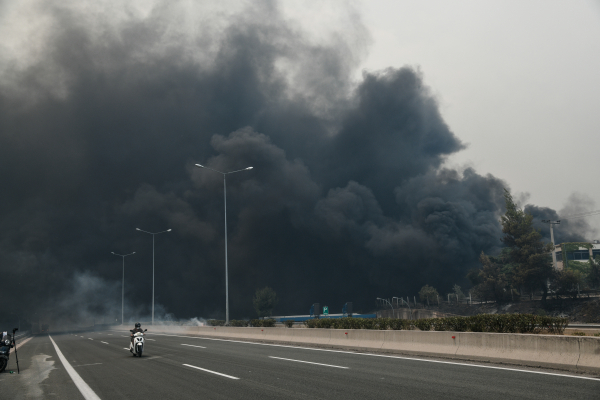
[181,344,206,349]
[182,364,239,380]
[101,341,109,344]
[147,333,600,382]
[146,338,155,341]
[123,348,129,350]
[15,336,34,348]
[88,338,93,340]
[269,356,348,369]
[74,363,102,368]
[49,335,101,400]
[107,334,112,336]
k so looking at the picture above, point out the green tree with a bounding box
[500,189,554,302]
[419,285,439,305]
[453,284,465,300]
[550,269,583,299]
[253,287,278,318]
[587,255,600,289]
[471,252,510,303]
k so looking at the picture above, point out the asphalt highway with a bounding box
[1,330,599,399]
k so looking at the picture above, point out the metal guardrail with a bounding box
[567,324,600,329]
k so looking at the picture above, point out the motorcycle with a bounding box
[0,328,18,373]
[129,329,147,357]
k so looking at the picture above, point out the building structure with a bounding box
[554,240,600,270]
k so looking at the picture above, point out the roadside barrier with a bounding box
[108,325,600,373]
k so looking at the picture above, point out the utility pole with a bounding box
[541,220,560,270]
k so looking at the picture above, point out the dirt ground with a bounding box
[416,297,600,323]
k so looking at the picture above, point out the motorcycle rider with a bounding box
[130,323,144,346]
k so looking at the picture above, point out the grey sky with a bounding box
[284,0,600,233]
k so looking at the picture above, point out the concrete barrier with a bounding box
[108,325,600,373]
[455,332,581,370]
[381,330,459,357]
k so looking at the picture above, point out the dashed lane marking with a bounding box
[268,356,349,369]
[181,344,206,349]
[101,341,109,344]
[183,364,240,380]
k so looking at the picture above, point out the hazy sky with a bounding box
[286,0,600,232]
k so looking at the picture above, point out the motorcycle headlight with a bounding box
[3,339,9,346]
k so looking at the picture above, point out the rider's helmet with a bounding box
[135,322,141,328]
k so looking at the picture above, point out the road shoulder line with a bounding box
[48,335,101,400]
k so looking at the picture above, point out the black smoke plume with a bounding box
[0,1,595,324]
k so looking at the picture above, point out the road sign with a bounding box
[323,306,329,315]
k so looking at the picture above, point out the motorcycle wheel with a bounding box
[0,358,7,373]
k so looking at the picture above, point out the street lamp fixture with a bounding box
[376,297,394,310]
[136,228,172,325]
[111,251,136,325]
[194,163,253,324]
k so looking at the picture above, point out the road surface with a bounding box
[0,330,598,399]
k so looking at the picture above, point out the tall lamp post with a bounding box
[541,220,560,269]
[136,228,171,325]
[195,163,253,325]
[111,251,135,325]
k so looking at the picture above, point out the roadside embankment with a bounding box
[108,325,600,373]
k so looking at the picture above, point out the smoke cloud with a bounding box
[0,1,596,324]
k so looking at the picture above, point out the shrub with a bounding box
[262,318,276,327]
[208,319,225,326]
[572,331,586,336]
[536,316,568,334]
[284,320,294,328]
[304,319,318,328]
[377,318,392,330]
[414,318,432,331]
[389,318,411,330]
[249,319,262,327]
[229,320,249,327]
[513,314,539,334]
[445,317,468,332]
[593,333,600,337]
[292,314,568,334]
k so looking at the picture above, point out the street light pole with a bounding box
[392,296,412,320]
[541,220,560,269]
[111,251,135,325]
[195,164,253,325]
[136,228,171,325]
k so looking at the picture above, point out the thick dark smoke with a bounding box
[0,1,595,324]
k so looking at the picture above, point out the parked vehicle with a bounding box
[0,328,18,373]
[129,329,147,357]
